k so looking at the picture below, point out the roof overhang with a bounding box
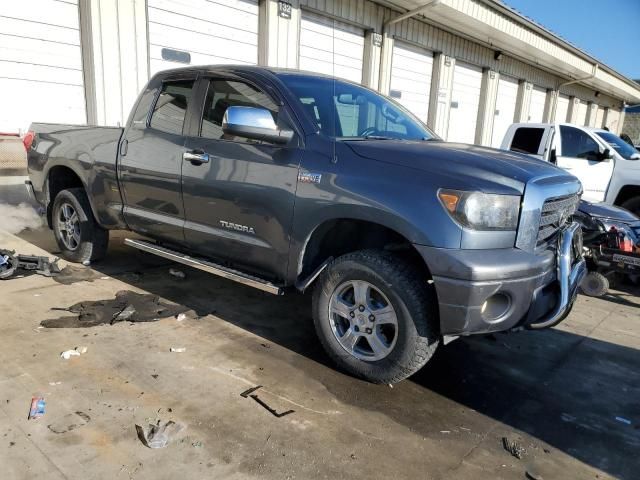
[376,0,640,103]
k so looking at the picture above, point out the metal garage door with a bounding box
[147,0,258,76]
[555,94,570,122]
[576,100,588,126]
[491,75,518,147]
[0,0,85,132]
[595,106,605,128]
[389,43,433,123]
[447,62,482,144]
[299,11,364,84]
[528,86,546,123]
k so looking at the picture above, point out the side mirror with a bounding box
[599,148,613,160]
[222,106,293,145]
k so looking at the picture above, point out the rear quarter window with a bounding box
[509,127,545,154]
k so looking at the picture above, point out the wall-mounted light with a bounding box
[494,50,503,61]
[594,91,600,98]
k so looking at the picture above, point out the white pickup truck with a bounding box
[501,123,640,215]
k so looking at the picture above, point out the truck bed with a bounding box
[27,123,125,229]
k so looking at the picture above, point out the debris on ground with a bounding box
[41,290,189,328]
[52,265,109,285]
[176,313,187,322]
[135,420,184,448]
[240,385,295,418]
[60,346,87,359]
[615,416,631,425]
[48,381,62,386]
[0,249,60,280]
[170,347,186,353]
[28,397,45,420]
[502,436,526,459]
[48,411,90,434]
[525,470,544,480]
[169,268,186,279]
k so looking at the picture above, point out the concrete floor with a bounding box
[1,226,639,480]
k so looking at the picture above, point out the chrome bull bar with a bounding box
[528,221,587,330]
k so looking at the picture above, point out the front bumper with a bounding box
[416,222,587,336]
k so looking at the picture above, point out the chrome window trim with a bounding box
[516,173,582,252]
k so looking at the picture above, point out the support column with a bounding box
[585,102,598,127]
[475,69,499,146]
[362,31,382,90]
[427,53,455,138]
[79,0,149,127]
[259,0,300,68]
[567,97,581,124]
[377,32,394,95]
[617,109,626,135]
[514,80,532,122]
[543,89,557,122]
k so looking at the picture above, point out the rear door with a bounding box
[556,125,613,201]
[119,73,197,244]
[181,75,301,280]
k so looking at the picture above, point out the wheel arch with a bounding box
[296,217,433,288]
[45,165,95,228]
[614,185,640,208]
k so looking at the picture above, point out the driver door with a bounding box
[556,125,613,201]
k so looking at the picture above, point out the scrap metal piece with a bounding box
[240,385,295,418]
[0,249,60,279]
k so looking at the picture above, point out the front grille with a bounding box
[537,194,580,246]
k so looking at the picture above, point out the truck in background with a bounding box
[501,123,640,215]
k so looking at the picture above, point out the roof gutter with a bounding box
[551,64,599,120]
[384,0,441,27]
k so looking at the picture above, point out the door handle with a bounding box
[183,150,210,165]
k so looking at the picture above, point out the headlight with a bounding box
[438,189,520,231]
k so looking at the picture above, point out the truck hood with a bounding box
[344,140,568,193]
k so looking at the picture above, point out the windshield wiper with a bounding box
[363,135,394,140]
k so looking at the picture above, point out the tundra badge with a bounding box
[220,221,256,235]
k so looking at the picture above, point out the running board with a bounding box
[124,238,283,295]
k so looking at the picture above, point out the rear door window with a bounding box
[149,80,195,135]
[509,127,545,154]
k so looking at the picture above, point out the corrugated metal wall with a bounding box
[300,0,623,111]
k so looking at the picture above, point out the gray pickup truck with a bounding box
[26,66,586,383]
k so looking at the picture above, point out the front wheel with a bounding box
[52,188,109,263]
[621,197,640,217]
[312,250,440,384]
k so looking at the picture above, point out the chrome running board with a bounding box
[124,238,283,295]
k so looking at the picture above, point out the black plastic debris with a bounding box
[240,385,294,418]
[41,290,189,328]
[0,249,60,280]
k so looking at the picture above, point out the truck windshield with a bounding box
[595,131,639,160]
[278,74,437,141]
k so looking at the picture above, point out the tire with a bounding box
[52,188,108,263]
[580,271,609,297]
[621,197,640,217]
[312,249,440,384]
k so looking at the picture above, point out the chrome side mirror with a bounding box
[222,106,293,145]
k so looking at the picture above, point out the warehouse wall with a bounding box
[0,0,631,140]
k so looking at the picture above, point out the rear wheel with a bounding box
[312,250,439,384]
[52,188,108,263]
